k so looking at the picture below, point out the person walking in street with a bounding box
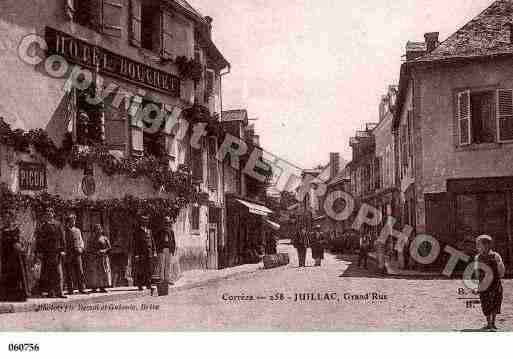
[133,215,157,294]
[474,235,505,331]
[35,208,66,299]
[0,209,29,302]
[311,226,325,267]
[63,214,87,295]
[86,224,112,293]
[156,216,176,289]
[293,228,308,268]
[358,233,370,269]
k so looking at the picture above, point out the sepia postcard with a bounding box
[0,0,513,336]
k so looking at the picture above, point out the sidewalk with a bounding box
[0,262,263,315]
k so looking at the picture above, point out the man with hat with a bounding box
[133,214,157,294]
[156,216,176,293]
[35,208,67,298]
[63,213,87,295]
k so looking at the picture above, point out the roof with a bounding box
[0,118,10,134]
[173,0,204,19]
[222,109,248,123]
[414,0,513,63]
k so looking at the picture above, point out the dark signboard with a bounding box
[45,27,181,97]
[19,162,47,191]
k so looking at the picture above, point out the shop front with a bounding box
[222,196,273,268]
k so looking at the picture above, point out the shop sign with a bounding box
[45,27,181,97]
[19,162,47,191]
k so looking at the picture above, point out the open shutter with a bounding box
[457,90,471,145]
[161,10,174,60]
[129,0,142,47]
[162,106,176,159]
[497,89,513,142]
[131,115,144,156]
[102,0,123,37]
[105,106,128,152]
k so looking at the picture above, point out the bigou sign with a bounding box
[45,27,181,97]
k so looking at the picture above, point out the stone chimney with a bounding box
[204,16,213,38]
[330,153,340,180]
[505,23,513,44]
[424,32,440,53]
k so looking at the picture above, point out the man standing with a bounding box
[133,215,157,294]
[156,216,176,293]
[358,233,370,269]
[64,214,87,295]
[294,228,308,268]
[311,226,325,267]
[35,208,66,298]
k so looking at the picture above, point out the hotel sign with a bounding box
[45,27,181,97]
[19,162,47,191]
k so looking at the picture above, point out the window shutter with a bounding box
[105,106,128,152]
[129,0,142,47]
[457,90,471,145]
[131,115,144,155]
[161,10,174,60]
[102,0,123,37]
[497,89,513,142]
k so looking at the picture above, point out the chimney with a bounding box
[505,23,513,44]
[424,32,439,53]
[330,153,340,180]
[204,16,213,38]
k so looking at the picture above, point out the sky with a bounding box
[189,0,493,169]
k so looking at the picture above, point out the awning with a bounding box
[264,219,281,231]
[236,199,273,217]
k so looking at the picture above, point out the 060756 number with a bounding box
[8,343,40,352]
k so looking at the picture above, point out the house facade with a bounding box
[220,109,274,268]
[0,0,229,290]
[394,0,513,269]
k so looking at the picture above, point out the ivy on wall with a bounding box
[0,124,199,222]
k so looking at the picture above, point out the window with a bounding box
[190,205,200,231]
[191,146,203,182]
[204,69,215,103]
[140,100,166,158]
[208,138,218,190]
[72,0,122,37]
[374,157,382,190]
[141,3,161,52]
[457,90,496,145]
[76,89,104,146]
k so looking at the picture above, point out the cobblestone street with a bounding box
[2,244,512,331]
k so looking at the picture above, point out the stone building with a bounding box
[393,0,513,269]
[219,109,274,268]
[0,0,230,289]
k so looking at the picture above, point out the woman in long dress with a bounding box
[86,224,112,293]
[0,211,29,302]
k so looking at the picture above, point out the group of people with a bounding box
[292,225,326,268]
[0,208,176,302]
